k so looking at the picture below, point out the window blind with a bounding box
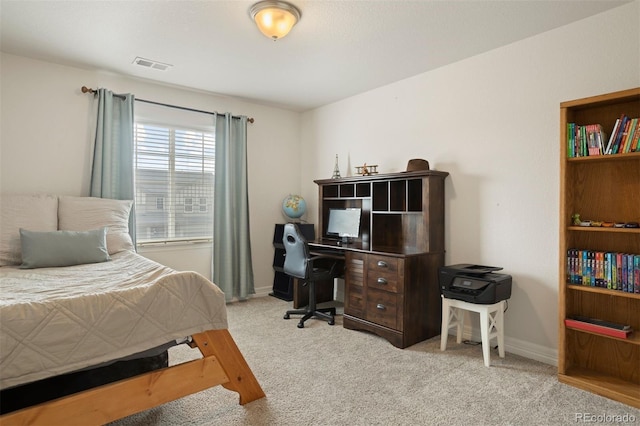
[134,122,215,243]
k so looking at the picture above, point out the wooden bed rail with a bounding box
[0,329,265,425]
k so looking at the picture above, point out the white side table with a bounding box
[440,295,506,367]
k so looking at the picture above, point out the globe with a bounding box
[282,194,306,219]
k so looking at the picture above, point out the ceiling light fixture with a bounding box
[250,1,301,41]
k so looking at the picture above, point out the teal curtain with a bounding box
[90,88,136,246]
[213,113,255,301]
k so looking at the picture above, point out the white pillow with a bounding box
[0,194,58,266]
[58,196,134,254]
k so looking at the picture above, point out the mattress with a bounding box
[0,251,228,390]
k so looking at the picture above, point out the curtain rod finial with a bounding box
[81,86,96,94]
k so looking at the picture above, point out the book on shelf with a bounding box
[621,118,638,152]
[564,317,632,339]
[605,114,640,154]
[631,120,640,151]
[636,255,640,294]
[572,114,640,156]
[618,118,632,153]
[605,118,621,154]
[567,123,607,157]
[567,249,639,293]
[610,114,628,154]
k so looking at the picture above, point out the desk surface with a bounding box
[309,239,432,257]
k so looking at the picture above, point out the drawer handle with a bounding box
[376,303,386,310]
[377,260,388,268]
[377,277,388,285]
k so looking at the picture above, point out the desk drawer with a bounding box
[367,270,399,293]
[367,255,401,293]
[367,255,399,274]
[366,288,401,330]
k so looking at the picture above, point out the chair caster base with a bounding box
[284,307,336,328]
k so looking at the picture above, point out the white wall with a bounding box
[0,53,302,295]
[300,2,640,364]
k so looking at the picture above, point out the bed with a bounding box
[0,194,265,425]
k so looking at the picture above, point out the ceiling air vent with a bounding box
[132,57,172,71]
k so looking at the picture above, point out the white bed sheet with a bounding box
[0,251,227,390]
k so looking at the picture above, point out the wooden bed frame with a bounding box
[0,329,265,425]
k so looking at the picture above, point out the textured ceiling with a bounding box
[0,0,631,111]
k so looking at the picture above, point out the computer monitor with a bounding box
[327,208,361,243]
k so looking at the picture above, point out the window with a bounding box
[183,197,208,214]
[134,122,215,243]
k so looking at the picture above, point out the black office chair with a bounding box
[282,223,342,328]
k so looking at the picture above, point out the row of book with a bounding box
[566,115,640,157]
[566,249,640,293]
[608,115,639,154]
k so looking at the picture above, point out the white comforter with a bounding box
[0,251,228,390]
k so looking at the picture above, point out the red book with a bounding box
[565,318,631,339]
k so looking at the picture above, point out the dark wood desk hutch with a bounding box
[314,170,448,348]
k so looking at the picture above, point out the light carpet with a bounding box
[111,296,640,425]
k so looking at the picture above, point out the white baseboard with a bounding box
[254,284,273,298]
[450,327,558,366]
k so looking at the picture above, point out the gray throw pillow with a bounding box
[20,227,111,269]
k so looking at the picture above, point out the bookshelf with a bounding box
[558,88,640,408]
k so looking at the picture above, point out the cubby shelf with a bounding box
[315,171,449,252]
[567,151,640,162]
[566,284,640,300]
[567,226,640,234]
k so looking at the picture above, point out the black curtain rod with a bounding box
[136,98,254,123]
[81,86,254,123]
